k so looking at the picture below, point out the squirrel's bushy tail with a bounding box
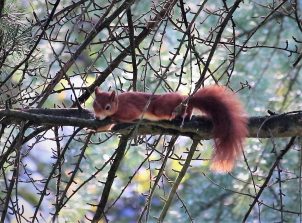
[189,86,248,172]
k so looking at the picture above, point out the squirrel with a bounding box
[93,85,248,172]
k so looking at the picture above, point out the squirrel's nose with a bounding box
[95,114,106,120]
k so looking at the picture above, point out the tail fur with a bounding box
[189,86,248,172]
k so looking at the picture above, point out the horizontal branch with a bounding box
[0,109,301,138]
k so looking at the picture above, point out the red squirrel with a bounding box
[93,86,248,172]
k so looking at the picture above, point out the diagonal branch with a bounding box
[92,134,129,222]
[158,139,199,222]
[75,0,179,105]
[0,0,61,88]
[37,0,135,107]
[242,137,297,222]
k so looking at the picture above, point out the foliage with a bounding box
[0,0,302,222]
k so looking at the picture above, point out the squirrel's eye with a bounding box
[105,104,111,110]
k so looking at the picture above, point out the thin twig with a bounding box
[242,137,296,222]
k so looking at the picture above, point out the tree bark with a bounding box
[1,109,301,138]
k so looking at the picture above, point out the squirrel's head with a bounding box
[93,87,118,120]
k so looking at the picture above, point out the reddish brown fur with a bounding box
[189,86,248,172]
[93,86,248,172]
[94,89,185,122]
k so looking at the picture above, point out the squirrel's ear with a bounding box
[109,91,116,101]
[95,87,101,95]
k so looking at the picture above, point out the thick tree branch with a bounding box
[92,134,129,222]
[0,109,301,138]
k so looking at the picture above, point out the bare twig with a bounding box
[242,137,297,222]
